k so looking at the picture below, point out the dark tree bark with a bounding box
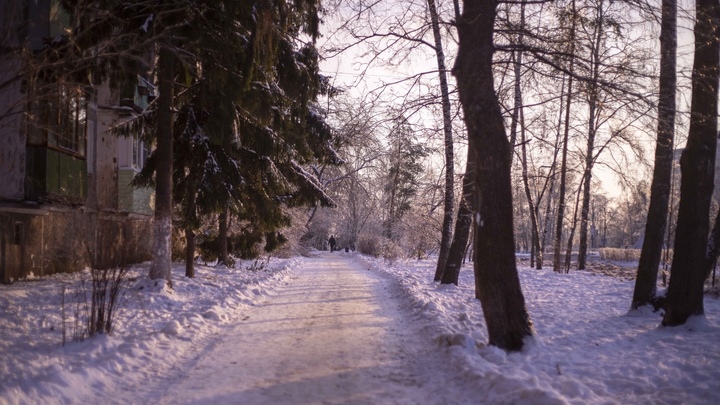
[538,175,555,269]
[564,182,583,273]
[553,0,576,273]
[183,177,200,278]
[553,79,573,272]
[148,45,175,285]
[662,0,719,326]
[577,1,605,271]
[519,110,542,269]
[218,208,229,265]
[632,0,677,309]
[185,228,195,278]
[441,154,475,285]
[706,207,720,277]
[512,4,543,268]
[507,2,525,164]
[452,0,534,351]
[428,0,455,282]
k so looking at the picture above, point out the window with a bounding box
[55,87,86,153]
[28,85,87,157]
[132,137,149,170]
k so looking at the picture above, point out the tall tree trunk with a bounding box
[538,75,566,270]
[706,207,720,277]
[539,175,556,269]
[441,153,475,285]
[632,0,677,309]
[149,45,175,285]
[185,228,195,278]
[453,0,533,351]
[553,81,574,272]
[513,4,541,268]
[577,1,604,271]
[564,182,583,273]
[553,0,577,273]
[184,178,199,278]
[428,0,455,282]
[218,208,229,265]
[662,0,719,326]
[507,1,525,163]
[519,106,541,269]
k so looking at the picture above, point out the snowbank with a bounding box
[0,259,296,405]
[356,255,720,405]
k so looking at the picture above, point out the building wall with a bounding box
[118,168,154,216]
[0,209,153,283]
[0,58,26,201]
[0,2,25,199]
[0,2,155,282]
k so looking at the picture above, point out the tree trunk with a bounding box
[706,207,720,277]
[218,208,229,265]
[507,2,525,164]
[184,175,200,278]
[539,175,555,269]
[453,0,533,351]
[148,45,175,285]
[662,0,719,326]
[577,1,604,271]
[553,79,573,272]
[519,108,541,270]
[632,0,677,309]
[185,228,195,278]
[553,0,576,273]
[428,0,455,282]
[539,75,566,270]
[441,154,475,285]
[564,182,583,273]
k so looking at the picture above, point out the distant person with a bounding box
[329,235,337,253]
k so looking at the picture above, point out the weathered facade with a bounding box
[0,0,154,283]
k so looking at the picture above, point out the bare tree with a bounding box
[632,0,677,310]
[551,0,578,273]
[428,0,456,283]
[441,152,474,284]
[453,0,534,351]
[662,0,719,326]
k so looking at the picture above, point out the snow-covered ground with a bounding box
[0,258,297,404]
[1,252,718,404]
[360,255,720,404]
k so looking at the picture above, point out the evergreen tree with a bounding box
[383,119,427,241]
[60,0,337,275]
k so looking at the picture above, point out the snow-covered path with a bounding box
[154,254,474,405]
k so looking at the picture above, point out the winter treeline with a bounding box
[314,0,719,348]
[8,0,720,351]
[10,0,342,281]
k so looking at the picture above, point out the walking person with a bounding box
[329,235,337,253]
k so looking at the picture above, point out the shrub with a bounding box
[598,248,642,262]
[357,234,383,257]
[381,239,405,263]
[61,218,139,342]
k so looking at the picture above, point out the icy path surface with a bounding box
[154,254,474,405]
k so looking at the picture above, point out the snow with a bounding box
[1,253,718,404]
[140,15,154,33]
